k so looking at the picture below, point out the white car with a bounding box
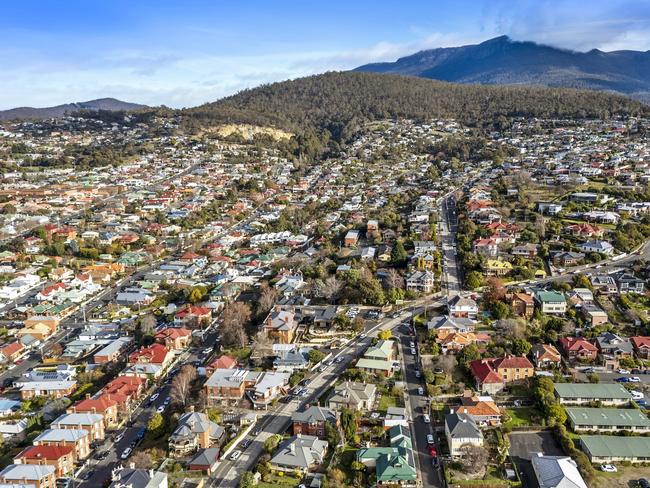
[120,447,132,460]
[629,376,641,383]
[156,405,165,413]
[409,341,415,349]
[114,432,124,443]
[418,387,424,395]
[427,434,434,444]
[229,450,242,461]
[150,393,160,402]
[617,369,630,374]
[600,464,617,473]
[423,414,431,423]
[410,348,417,355]
[631,390,645,400]
[370,412,381,419]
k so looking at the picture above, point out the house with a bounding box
[367,220,379,233]
[68,395,119,429]
[566,407,650,433]
[0,399,22,417]
[364,340,395,362]
[19,381,77,401]
[469,356,534,395]
[33,429,90,461]
[13,445,74,478]
[427,316,475,340]
[344,230,360,247]
[569,192,600,204]
[552,251,585,267]
[445,412,484,457]
[155,327,192,350]
[511,243,538,259]
[566,223,604,238]
[613,271,645,294]
[356,425,417,487]
[203,369,257,405]
[590,274,618,294]
[535,291,567,315]
[93,337,133,364]
[553,383,632,406]
[0,418,28,441]
[0,342,24,363]
[457,393,501,426]
[473,238,499,258]
[127,343,174,378]
[173,306,211,328]
[559,337,598,362]
[439,332,490,353]
[581,303,608,327]
[580,436,650,464]
[188,448,220,475]
[579,240,615,256]
[269,434,328,474]
[483,259,512,277]
[405,270,434,293]
[168,408,225,457]
[102,376,146,413]
[509,293,534,319]
[537,203,563,215]
[530,344,561,369]
[51,413,105,441]
[328,382,377,412]
[205,355,237,376]
[0,465,55,488]
[312,306,337,329]
[383,407,409,429]
[356,358,394,377]
[448,295,478,319]
[250,372,290,409]
[631,336,650,359]
[292,406,337,438]
[108,467,168,488]
[531,453,588,488]
[262,308,297,344]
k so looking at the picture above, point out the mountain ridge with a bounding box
[354,36,650,102]
[0,98,148,121]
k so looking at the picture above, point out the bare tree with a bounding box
[315,276,344,303]
[385,268,404,290]
[459,444,488,474]
[130,450,153,469]
[257,284,277,318]
[495,318,526,340]
[535,215,546,239]
[435,354,457,377]
[139,314,157,336]
[171,365,197,409]
[221,302,251,348]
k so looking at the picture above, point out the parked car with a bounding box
[637,479,650,488]
[428,446,437,456]
[150,393,160,402]
[229,450,242,461]
[423,414,431,423]
[120,447,132,460]
[114,432,124,443]
[241,439,252,449]
[615,377,630,383]
[631,390,645,400]
[629,376,641,383]
[427,434,434,444]
[600,464,617,473]
[617,369,630,374]
[414,369,421,378]
[418,387,424,395]
[156,405,165,413]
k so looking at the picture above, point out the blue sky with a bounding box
[1,0,649,109]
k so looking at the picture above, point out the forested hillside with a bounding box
[182,71,648,139]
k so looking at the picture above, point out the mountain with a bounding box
[354,36,650,103]
[183,71,647,138]
[0,98,148,121]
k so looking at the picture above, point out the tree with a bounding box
[384,268,404,290]
[147,412,164,438]
[459,444,488,474]
[49,343,63,357]
[324,421,341,448]
[457,344,481,366]
[221,302,251,348]
[484,277,506,305]
[466,271,483,289]
[171,365,197,408]
[511,338,532,356]
[315,276,344,303]
[390,240,407,266]
[188,285,207,304]
[495,318,526,340]
[308,349,326,363]
[131,450,153,469]
[257,284,278,318]
[263,434,281,454]
[340,408,358,443]
[239,472,255,488]
[377,329,392,340]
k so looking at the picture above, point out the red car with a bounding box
[428,446,437,457]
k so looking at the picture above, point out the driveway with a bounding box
[508,431,564,488]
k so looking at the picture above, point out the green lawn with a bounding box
[378,394,404,412]
[257,474,301,488]
[503,407,540,428]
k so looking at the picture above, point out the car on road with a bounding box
[114,432,124,443]
[252,428,261,436]
[418,387,424,395]
[433,368,443,374]
[617,369,630,374]
[229,450,242,461]
[203,348,212,355]
[637,399,648,407]
[629,376,641,382]
[637,479,650,488]
[335,356,344,363]
[81,471,94,481]
[423,414,431,423]
[414,369,421,378]
[410,348,416,355]
[428,446,437,456]
[409,341,415,349]
[615,377,630,383]
[163,396,171,405]
[370,412,381,419]
[156,405,165,413]
[150,393,160,402]
[359,333,367,339]
[120,447,132,460]
[631,390,645,400]
[241,439,252,449]
[427,434,434,445]
[600,464,617,473]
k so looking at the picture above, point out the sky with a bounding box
[1,0,650,110]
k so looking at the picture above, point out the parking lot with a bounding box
[508,431,564,488]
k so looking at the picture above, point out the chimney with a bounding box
[449,408,454,415]
[149,469,154,478]
[86,394,91,400]
[129,463,135,469]
[189,405,195,413]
